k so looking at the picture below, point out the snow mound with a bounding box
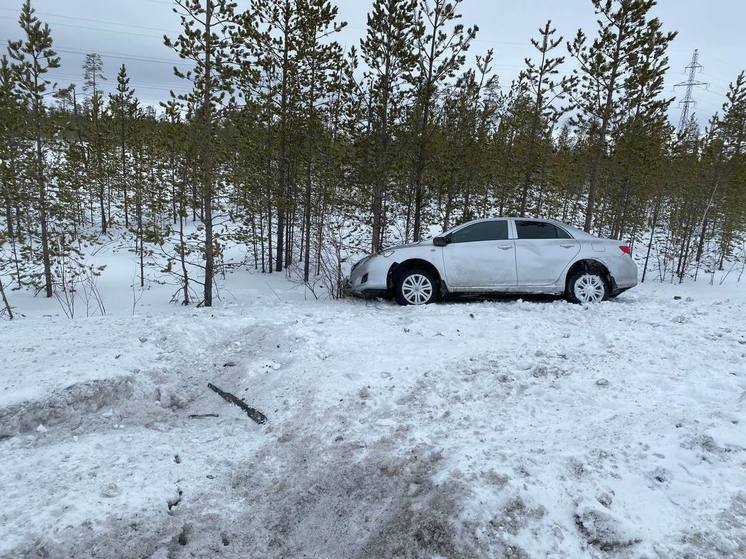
[0,375,135,439]
[574,501,641,552]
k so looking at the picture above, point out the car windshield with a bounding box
[441,220,490,237]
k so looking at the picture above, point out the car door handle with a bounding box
[560,243,576,248]
[498,245,513,250]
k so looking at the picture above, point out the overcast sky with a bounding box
[0,0,743,126]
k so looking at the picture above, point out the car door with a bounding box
[441,220,516,289]
[513,220,580,286]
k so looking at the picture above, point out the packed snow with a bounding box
[1,258,745,558]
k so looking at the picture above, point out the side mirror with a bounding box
[433,235,449,247]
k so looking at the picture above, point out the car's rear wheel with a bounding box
[395,269,437,306]
[567,271,608,304]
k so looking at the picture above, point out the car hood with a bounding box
[386,239,434,251]
[351,239,435,271]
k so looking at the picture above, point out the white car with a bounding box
[346,217,638,305]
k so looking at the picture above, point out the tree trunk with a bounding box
[35,99,53,298]
[641,195,661,283]
[137,169,145,289]
[411,95,432,242]
[122,109,129,228]
[202,1,215,306]
[303,57,317,283]
[275,4,292,273]
[179,208,190,305]
[0,277,12,319]
[371,49,392,253]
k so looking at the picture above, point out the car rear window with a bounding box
[515,221,572,240]
[450,221,508,243]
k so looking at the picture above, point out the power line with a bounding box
[55,47,191,68]
[0,7,179,35]
[0,15,170,40]
[50,73,192,94]
[674,49,708,133]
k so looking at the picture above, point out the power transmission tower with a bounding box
[674,49,708,133]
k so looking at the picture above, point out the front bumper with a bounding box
[345,254,391,297]
[344,283,388,299]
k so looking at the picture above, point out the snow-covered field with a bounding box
[1,265,745,557]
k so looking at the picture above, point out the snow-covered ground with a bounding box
[1,253,746,557]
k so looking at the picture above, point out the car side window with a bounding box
[449,221,508,243]
[515,221,572,240]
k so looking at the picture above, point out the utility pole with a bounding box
[674,49,708,133]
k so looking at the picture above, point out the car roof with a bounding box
[450,216,562,228]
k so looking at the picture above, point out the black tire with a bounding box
[566,271,608,304]
[395,268,438,306]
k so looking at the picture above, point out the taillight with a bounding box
[619,245,631,256]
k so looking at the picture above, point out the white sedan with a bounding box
[346,217,638,305]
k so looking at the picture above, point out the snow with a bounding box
[1,263,746,557]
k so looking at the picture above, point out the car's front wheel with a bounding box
[395,269,438,306]
[567,271,608,304]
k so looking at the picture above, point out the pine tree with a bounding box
[109,64,136,228]
[0,55,25,297]
[694,72,746,276]
[361,0,417,251]
[163,100,193,304]
[165,0,240,306]
[610,15,675,239]
[0,56,23,244]
[7,0,61,298]
[253,0,307,272]
[716,72,746,267]
[296,0,346,282]
[407,0,477,241]
[568,0,659,232]
[82,52,107,233]
[517,21,576,216]
[439,51,499,228]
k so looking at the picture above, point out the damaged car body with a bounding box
[346,217,638,305]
